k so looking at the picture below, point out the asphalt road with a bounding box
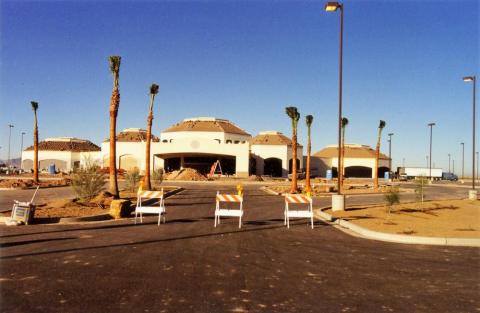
[1,183,478,313]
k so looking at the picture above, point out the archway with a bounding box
[378,166,390,178]
[264,158,282,177]
[345,166,372,178]
[22,159,33,171]
[39,159,67,172]
[119,154,139,172]
[288,158,301,174]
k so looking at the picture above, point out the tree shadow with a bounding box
[0,237,76,248]
[1,220,330,260]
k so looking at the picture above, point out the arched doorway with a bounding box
[119,154,139,172]
[22,159,33,171]
[288,158,301,174]
[345,166,372,178]
[378,166,389,178]
[264,158,282,177]
[39,159,67,172]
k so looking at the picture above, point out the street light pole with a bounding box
[426,155,429,168]
[325,1,344,196]
[20,131,26,168]
[463,76,476,196]
[461,142,465,179]
[7,124,14,167]
[453,159,455,175]
[448,153,451,173]
[388,133,394,173]
[428,123,435,180]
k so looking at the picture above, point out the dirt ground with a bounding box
[326,199,480,238]
[269,183,405,196]
[0,178,71,189]
[1,187,178,222]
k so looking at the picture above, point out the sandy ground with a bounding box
[326,199,480,238]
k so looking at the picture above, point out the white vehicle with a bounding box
[398,167,442,180]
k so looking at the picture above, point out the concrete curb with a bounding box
[314,207,480,247]
[260,186,282,196]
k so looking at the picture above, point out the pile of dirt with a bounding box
[34,199,107,219]
[0,179,70,189]
[248,175,264,181]
[90,191,114,207]
[165,168,207,181]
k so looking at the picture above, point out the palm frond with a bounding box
[285,106,298,119]
[378,120,386,129]
[150,84,160,95]
[341,117,349,128]
[31,101,38,111]
[306,115,313,127]
[108,56,121,73]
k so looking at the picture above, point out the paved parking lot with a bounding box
[1,183,479,312]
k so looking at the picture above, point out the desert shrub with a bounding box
[71,160,106,201]
[125,168,141,192]
[414,176,428,210]
[384,186,400,214]
[152,168,164,185]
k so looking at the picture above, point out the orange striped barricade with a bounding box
[284,194,314,229]
[134,189,166,226]
[214,192,244,228]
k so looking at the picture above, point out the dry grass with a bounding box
[326,199,480,238]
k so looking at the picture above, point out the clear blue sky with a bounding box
[1,0,478,174]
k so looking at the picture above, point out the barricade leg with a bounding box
[238,215,242,229]
[310,214,314,229]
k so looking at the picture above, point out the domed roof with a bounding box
[163,117,250,136]
[103,128,160,143]
[250,131,303,147]
[25,137,100,152]
[314,144,390,160]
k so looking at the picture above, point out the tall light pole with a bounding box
[426,155,429,168]
[402,157,405,167]
[461,142,465,179]
[20,131,26,168]
[388,133,394,173]
[7,124,14,167]
[325,1,345,210]
[448,153,451,173]
[463,76,476,196]
[428,123,435,180]
[453,159,455,175]
[476,151,479,182]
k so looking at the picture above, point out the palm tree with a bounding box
[31,101,39,184]
[285,106,300,193]
[305,115,314,193]
[108,56,121,198]
[340,117,349,192]
[143,83,160,190]
[374,120,386,191]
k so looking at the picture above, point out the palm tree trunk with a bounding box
[374,132,381,191]
[144,111,153,190]
[109,88,120,198]
[33,113,39,184]
[341,128,345,191]
[305,127,312,193]
[291,129,298,193]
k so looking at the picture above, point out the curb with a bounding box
[260,186,282,196]
[314,207,480,247]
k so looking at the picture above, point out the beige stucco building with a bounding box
[97,117,303,178]
[312,143,391,178]
[21,137,101,172]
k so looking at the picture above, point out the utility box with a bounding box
[11,201,35,225]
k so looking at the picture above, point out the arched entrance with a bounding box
[22,159,33,171]
[288,158,301,174]
[264,158,282,177]
[119,154,139,171]
[39,159,67,172]
[378,166,390,178]
[345,166,372,178]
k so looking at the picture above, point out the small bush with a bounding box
[384,186,400,214]
[414,176,428,210]
[71,161,106,202]
[125,168,141,192]
[152,168,164,185]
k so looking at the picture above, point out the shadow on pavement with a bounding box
[0,236,76,248]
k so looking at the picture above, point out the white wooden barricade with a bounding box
[284,194,314,229]
[214,192,244,228]
[134,188,166,226]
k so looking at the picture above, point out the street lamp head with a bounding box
[388,133,394,136]
[463,76,475,82]
[325,2,342,12]
[428,122,435,127]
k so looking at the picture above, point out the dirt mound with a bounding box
[165,168,206,181]
[0,178,70,189]
[90,191,114,207]
[248,175,264,181]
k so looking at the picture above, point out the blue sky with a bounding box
[1,0,478,174]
